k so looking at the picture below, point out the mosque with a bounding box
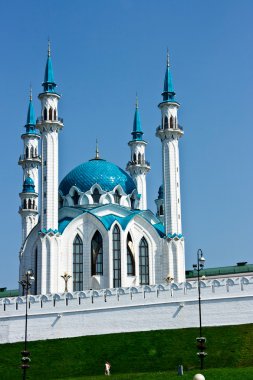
[18,45,185,295]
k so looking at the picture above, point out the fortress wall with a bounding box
[0,276,252,344]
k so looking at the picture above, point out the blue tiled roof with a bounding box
[23,177,35,193]
[131,106,143,141]
[59,159,136,196]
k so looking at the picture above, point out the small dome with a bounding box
[23,177,35,193]
[158,184,163,199]
[59,159,136,196]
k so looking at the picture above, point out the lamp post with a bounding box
[19,270,35,380]
[61,272,71,292]
[193,249,207,370]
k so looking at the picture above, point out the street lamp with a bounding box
[19,270,35,380]
[61,272,71,292]
[193,249,207,370]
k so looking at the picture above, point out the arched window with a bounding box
[28,199,32,209]
[49,107,53,121]
[127,233,135,276]
[114,189,121,204]
[54,109,57,120]
[130,196,135,209]
[72,191,79,205]
[113,225,121,287]
[138,152,141,164]
[159,205,164,216]
[43,107,47,121]
[34,147,37,157]
[23,199,27,209]
[164,116,168,129]
[30,146,34,158]
[32,200,35,209]
[91,231,103,275]
[139,237,149,285]
[133,153,137,163]
[73,235,83,291]
[170,116,174,129]
[26,146,29,158]
[92,188,100,204]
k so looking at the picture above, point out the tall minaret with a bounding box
[156,52,185,281]
[36,42,63,231]
[18,90,41,243]
[126,97,150,210]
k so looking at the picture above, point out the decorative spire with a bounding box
[131,96,143,141]
[95,139,100,159]
[25,87,36,130]
[162,50,176,101]
[43,41,56,93]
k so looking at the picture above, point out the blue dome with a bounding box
[23,177,35,193]
[59,159,136,196]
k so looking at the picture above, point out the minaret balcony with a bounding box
[126,160,151,169]
[156,124,184,139]
[36,116,64,125]
[18,154,41,165]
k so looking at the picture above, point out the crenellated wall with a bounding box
[0,276,253,344]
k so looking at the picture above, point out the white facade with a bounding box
[1,276,253,344]
[19,50,186,294]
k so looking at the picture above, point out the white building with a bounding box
[19,47,185,295]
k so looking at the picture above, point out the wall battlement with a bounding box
[0,276,253,344]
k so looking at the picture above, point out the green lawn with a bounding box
[0,324,252,379]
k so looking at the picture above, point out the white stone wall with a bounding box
[1,276,252,344]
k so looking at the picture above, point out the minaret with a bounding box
[155,185,164,224]
[156,52,185,281]
[36,42,63,231]
[18,90,41,242]
[126,97,150,210]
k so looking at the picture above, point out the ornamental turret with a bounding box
[18,90,41,243]
[36,42,63,231]
[156,52,185,282]
[126,98,150,210]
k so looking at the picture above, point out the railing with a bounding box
[127,160,150,167]
[156,124,184,132]
[19,154,41,162]
[36,116,64,124]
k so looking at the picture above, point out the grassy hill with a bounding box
[0,324,253,379]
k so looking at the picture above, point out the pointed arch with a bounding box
[28,199,32,209]
[72,190,79,205]
[139,237,149,285]
[30,146,34,158]
[133,153,137,163]
[164,116,168,129]
[127,232,135,276]
[138,152,141,164]
[43,107,47,121]
[73,234,83,291]
[170,116,174,129]
[54,109,57,120]
[23,199,27,209]
[114,189,121,204]
[113,224,121,287]
[49,107,53,121]
[25,146,29,158]
[92,188,100,204]
[159,205,164,216]
[91,231,103,275]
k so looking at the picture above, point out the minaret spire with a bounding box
[126,97,150,210]
[95,139,100,159]
[162,50,175,101]
[43,40,56,93]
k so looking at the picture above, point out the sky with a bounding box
[0,0,252,289]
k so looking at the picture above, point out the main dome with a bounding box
[59,159,136,196]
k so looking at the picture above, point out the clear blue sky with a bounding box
[0,0,252,289]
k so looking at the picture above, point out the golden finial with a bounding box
[167,48,170,67]
[95,139,100,159]
[48,39,51,57]
[135,93,139,109]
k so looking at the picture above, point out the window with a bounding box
[130,196,135,209]
[28,199,32,209]
[44,160,47,166]
[92,188,100,204]
[73,235,83,291]
[133,153,137,163]
[170,116,174,129]
[159,205,164,216]
[30,146,34,158]
[54,109,57,120]
[164,116,168,129]
[49,107,53,121]
[44,209,46,214]
[139,237,149,285]
[113,225,121,287]
[23,199,27,209]
[44,192,46,198]
[26,146,29,158]
[114,189,121,204]
[72,191,79,205]
[91,231,103,275]
[43,108,47,121]
[127,233,135,276]
[44,176,46,181]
